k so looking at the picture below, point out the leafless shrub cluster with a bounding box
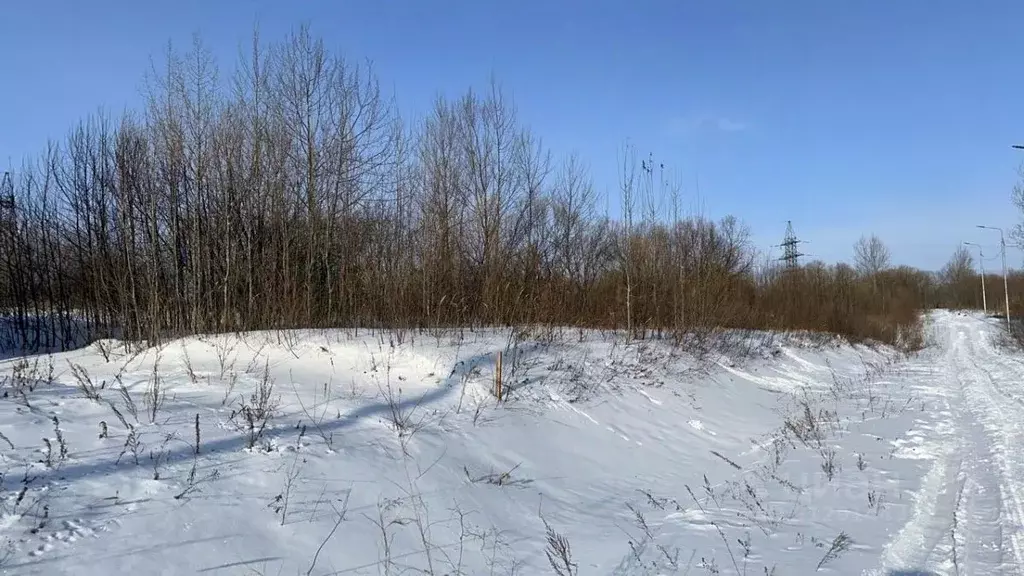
[149,433,173,480]
[116,426,144,466]
[68,361,103,401]
[378,377,435,456]
[543,518,578,576]
[0,25,972,361]
[463,462,533,488]
[143,354,167,423]
[175,414,220,501]
[931,244,1024,318]
[292,377,336,451]
[783,399,835,451]
[117,381,139,423]
[41,416,69,469]
[0,466,48,564]
[230,361,279,450]
[350,468,522,575]
[816,531,854,570]
[268,452,305,526]
[1,357,53,406]
[627,351,906,575]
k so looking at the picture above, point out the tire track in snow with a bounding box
[878,312,1024,575]
[954,373,1009,575]
[956,326,1024,572]
[876,393,962,573]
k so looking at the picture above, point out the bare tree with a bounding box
[942,246,974,284]
[551,153,596,320]
[853,234,891,278]
[617,142,638,339]
[1011,166,1024,247]
[941,245,977,309]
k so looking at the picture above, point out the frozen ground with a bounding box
[0,311,1018,575]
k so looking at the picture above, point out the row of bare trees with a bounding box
[0,28,989,353]
[933,244,1024,315]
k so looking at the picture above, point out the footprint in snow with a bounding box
[61,519,96,541]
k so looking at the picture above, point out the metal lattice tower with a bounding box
[0,172,12,211]
[778,220,805,269]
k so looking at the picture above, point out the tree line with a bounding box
[0,28,996,354]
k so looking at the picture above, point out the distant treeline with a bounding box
[0,27,999,353]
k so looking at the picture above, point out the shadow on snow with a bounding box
[17,349,498,486]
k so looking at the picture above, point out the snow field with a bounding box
[0,318,991,575]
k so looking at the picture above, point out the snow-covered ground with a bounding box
[0,311,1018,575]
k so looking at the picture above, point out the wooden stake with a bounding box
[495,351,503,401]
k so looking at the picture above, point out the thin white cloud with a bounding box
[714,117,747,132]
[667,113,748,136]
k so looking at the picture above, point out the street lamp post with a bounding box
[964,241,987,313]
[977,225,1010,330]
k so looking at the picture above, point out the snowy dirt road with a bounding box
[878,310,1024,575]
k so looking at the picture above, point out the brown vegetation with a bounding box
[0,28,994,354]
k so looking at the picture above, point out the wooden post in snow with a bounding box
[495,351,503,402]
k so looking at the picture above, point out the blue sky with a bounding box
[3,0,1024,271]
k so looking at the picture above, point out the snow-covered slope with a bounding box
[0,313,1015,575]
